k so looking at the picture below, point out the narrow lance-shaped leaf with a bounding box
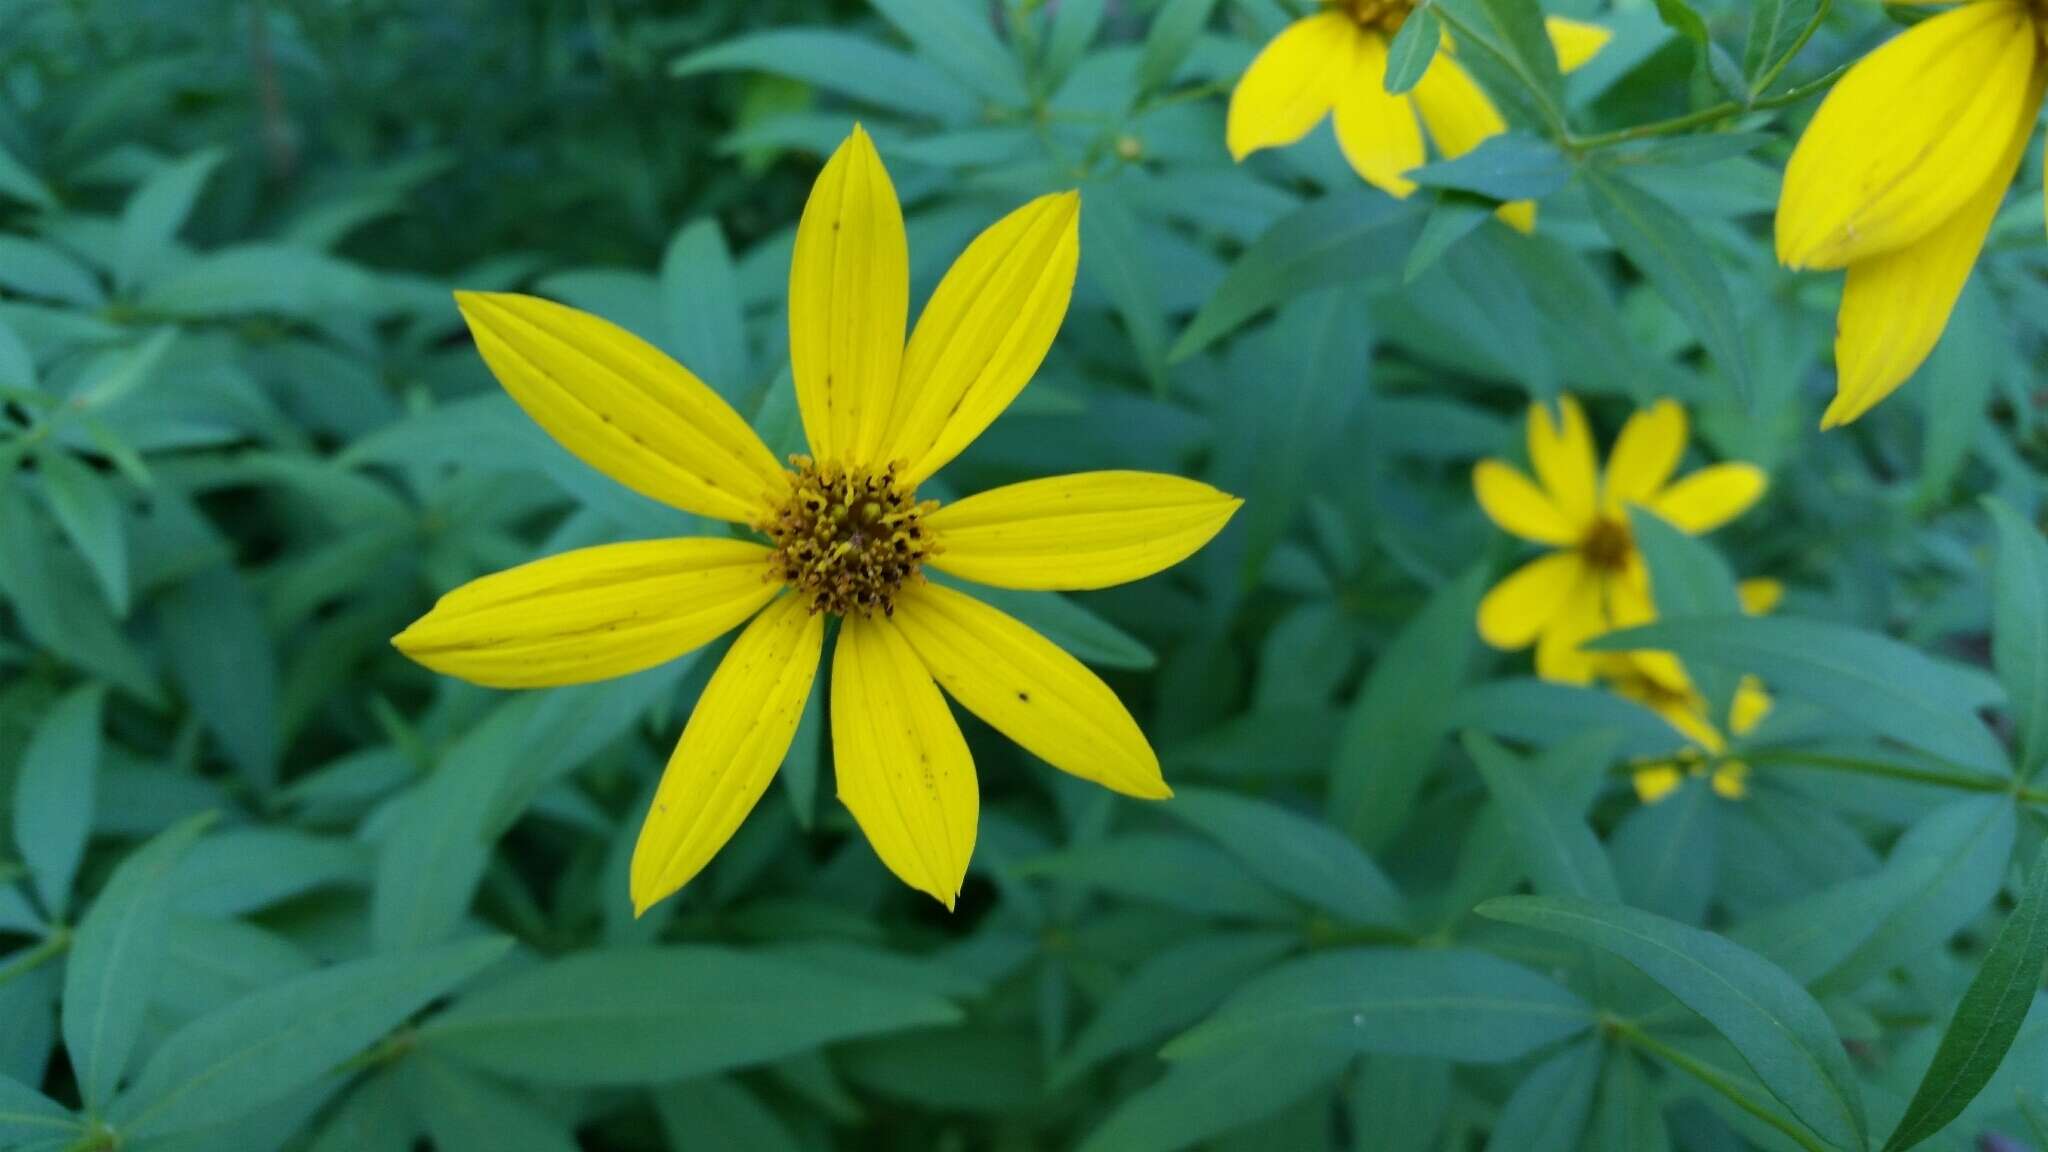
[1987,498,2048,776]
[12,683,104,919]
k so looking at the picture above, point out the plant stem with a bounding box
[1565,64,1847,152]
[1609,1018,1834,1152]
[0,926,73,988]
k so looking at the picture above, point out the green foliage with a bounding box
[2,1,2048,1151]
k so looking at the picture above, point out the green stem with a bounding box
[1739,748,2046,803]
[1747,0,1833,100]
[1610,1019,1833,1152]
[0,927,73,988]
[1565,63,1847,152]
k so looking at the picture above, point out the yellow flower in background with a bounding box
[393,126,1241,914]
[1473,397,1767,683]
[1227,1,1610,231]
[1776,2,2046,428]
[1602,577,1782,803]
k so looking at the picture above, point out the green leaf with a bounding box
[654,1075,800,1152]
[0,236,105,307]
[135,245,378,321]
[1626,507,1741,722]
[1590,1053,1672,1152]
[407,1054,579,1152]
[1136,0,1221,95]
[1053,931,1297,1086]
[159,565,280,795]
[1581,168,1753,406]
[0,1073,79,1147]
[671,30,975,121]
[0,140,55,209]
[1478,895,1868,1152]
[173,828,368,918]
[1408,134,1572,203]
[1610,780,1717,924]
[35,452,129,615]
[1730,855,1945,986]
[62,812,215,1110]
[1987,498,2048,776]
[658,218,748,403]
[1042,0,1107,86]
[1742,0,1819,95]
[868,0,1028,106]
[1484,1039,1602,1152]
[415,946,960,1085]
[1430,0,1567,132]
[1463,732,1621,902]
[1080,180,1170,392]
[1590,615,2008,776]
[114,937,510,1137]
[116,147,225,293]
[1172,191,1424,361]
[1384,6,1444,94]
[11,683,103,919]
[1014,833,1292,920]
[1168,788,1408,928]
[942,580,1154,670]
[1075,1043,1350,1152]
[1881,841,2048,1151]
[1162,947,1593,1063]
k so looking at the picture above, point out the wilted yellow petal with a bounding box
[393,538,778,690]
[1823,67,2040,428]
[1474,460,1578,546]
[1776,3,2035,270]
[1651,463,1766,534]
[892,581,1167,800]
[884,192,1080,486]
[789,124,909,465]
[1603,399,1686,511]
[1478,551,1583,650]
[925,471,1239,591]
[630,595,823,914]
[1527,395,1597,525]
[1332,34,1425,198]
[1535,567,1605,683]
[454,292,786,524]
[1546,16,1611,73]
[1633,763,1684,804]
[831,615,978,909]
[1226,12,1358,161]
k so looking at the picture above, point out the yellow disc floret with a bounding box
[762,456,938,617]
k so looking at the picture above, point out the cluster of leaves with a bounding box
[3,0,2048,1151]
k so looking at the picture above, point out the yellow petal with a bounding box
[1633,764,1683,805]
[1332,34,1424,198]
[891,581,1167,800]
[924,471,1239,591]
[1776,3,2035,270]
[831,615,978,909]
[630,594,823,914]
[1823,65,2041,428]
[884,192,1081,486]
[454,292,787,525]
[1478,551,1583,650]
[1605,565,1691,696]
[1527,395,1598,526]
[1546,16,1611,73]
[789,124,909,466]
[1535,567,1605,684]
[393,538,778,690]
[1737,578,1782,616]
[1650,463,1767,534]
[1603,399,1686,511]
[1729,677,1773,737]
[1711,760,1750,800]
[1474,460,1577,546]
[1226,12,1358,161]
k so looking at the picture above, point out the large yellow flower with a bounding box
[1602,577,1781,803]
[393,126,1241,914]
[1473,397,1766,683]
[1226,2,1610,230]
[1776,1,2045,427]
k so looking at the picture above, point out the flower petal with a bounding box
[1474,459,1577,546]
[790,124,909,466]
[1535,567,1605,684]
[1823,66,2040,428]
[883,192,1080,486]
[1546,16,1611,73]
[454,292,787,524]
[1603,399,1686,511]
[891,581,1167,800]
[1332,34,1425,198]
[1633,764,1684,804]
[1478,551,1584,650]
[630,594,823,914]
[1711,761,1750,800]
[1776,2,2035,270]
[393,539,779,689]
[1527,395,1598,526]
[831,614,978,909]
[1226,12,1358,161]
[1651,463,1767,534]
[1730,677,1772,737]
[1737,578,1782,616]
[924,471,1240,591]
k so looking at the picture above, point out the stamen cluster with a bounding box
[1580,516,1633,571]
[1339,0,1414,32]
[762,456,938,617]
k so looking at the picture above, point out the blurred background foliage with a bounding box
[2,0,2048,1150]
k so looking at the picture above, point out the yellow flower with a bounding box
[1602,577,1782,804]
[1226,2,1610,230]
[1775,1,2044,428]
[1472,397,1767,684]
[392,126,1241,915]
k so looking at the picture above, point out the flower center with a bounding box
[1334,0,1414,32]
[761,456,938,618]
[1580,516,1633,571]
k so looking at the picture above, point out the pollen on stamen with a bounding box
[759,455,939,618]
